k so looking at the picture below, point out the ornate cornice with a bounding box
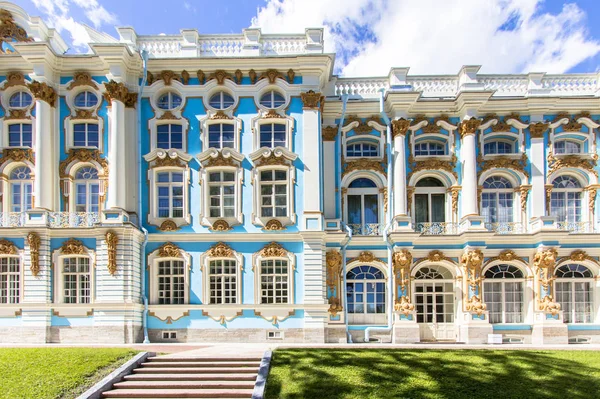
[322,126,338,141]
[257,242,288,258]
[458,117,481,138]
[408,154,457,180]
[478,153,529,179]
[263,219,285,231]
[211,219,232,231]
[547,153,597,177]
[392,118,410,138]
[103,80,137,108]
[61,238,85,255]
[3,71,26,88]
[206,242,234,258]
[105,231,118,275]
[27,232,40,277]
[342,158,386,178]
[27,81,57,107]
[0,239,17,255]
[0,148,35,167]
[529,122,549,139]
[0,10,33,53]
[67,72,98,90]
[159,220,179,232]
[59,149,108,178]
[300,90,322,109]
[157,242,182,258]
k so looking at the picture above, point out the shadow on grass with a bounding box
[265,349,600,399]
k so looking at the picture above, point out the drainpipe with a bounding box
[341,223,353,343]
[138,49,150,344]
[365,89,394,342]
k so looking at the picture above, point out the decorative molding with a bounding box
[3,71,26,88]
[253,310,295,325]
[392,118,410,138]
[0,148,35,167]
[449,185,461,215]
[263,109,285,119]
[72,109,97,120]
[27,81,57,107]
[149,311,189,324]
[211,219,232,231]
[344,115,379,134]
[557,249,600,266]
[414,250,456,267]
[157,70,179,85]
[196,70,205,85]
[234,69,243,84]
[547,153,598,177]
[300,90,322,109]
[326,250,343,316]
[586,185,599,214]
[533,248,558,291]
[61,238,85,255]
[67,72,98,90]
[157,242,182,258]
[257,242,288,258]
[484,250,527,266]
[347,251,383,264]
[27,232,40,277]
[518,185,531,213]
[458,117,481,138]
[538,296,561,315]
[465,295,487,316]
[210,110,233,120]
[263,219,285,231]
[157,110,179,120]
[259,69,284,84]
[103,80,137,108]
[322,126,338,141]
[248,69,257,84]
[4,109,30,120]
[209,70,232,85]
[206,242,234,258]
[0,10,33,53]
[59,149,108,178]
[557,112,583,132]
[379,187,388,213]
[407,186,415,214]
[181,70,189,84]
[545,184,553,215]
[202,310,243,325]
[202,150,241,168]
[478,153,529,179]
[408,154,458,180]
[393,249,412,292]
[342,158,386,178]
[529,122,549,138]
[105,231,118,275]
[0,239,17,255]
[159,220,179,232]
[461,249,484,290]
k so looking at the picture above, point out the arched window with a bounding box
[414,177,445,229]
[554,140,581,155]
[208,123,235,149]
[156,124,183,150]
[415,142,445,156]
[482,176,513,226]
[259,123,286,148]
[346,265,386,324]
[346,178,380,235]
[483,264,524,323]
[8,91,32,109]
[347,142,379,158]
[74,91,99,108]
[75,167,100,213]
[0,256,20,304]
[73,123,99,148]
[9,166,32,212]
[260,91,285,109]
[484,141,513,155]
[555,264,594,323]
[157,92,182,110]
[209,92,234,110]
[8,123,32,147]
[550,176,581,223]
[414,265,454,339]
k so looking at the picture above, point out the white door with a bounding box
[414,281,455,341]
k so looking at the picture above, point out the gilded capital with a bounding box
[322,126,338,141]
[300,90,323,109]
[103,80,137,108]
[529,122,549,139]
[27,81,57,107]
[458,117,481,139]
[392,118,410,138]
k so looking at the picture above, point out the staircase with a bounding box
[101,355,262,398]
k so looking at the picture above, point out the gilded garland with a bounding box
[59,149,108,178]
[478,153,529,179]
[61,238,85,255]
[0,239,17,255]
[0,148,34,168]
[326,250,343,316]
[342,158,386,178]
[547,153,598,177]
[157,242,182,258]
[407,154,457,180]
[105,231,119,275]
[257,242,288,258]
[206,242,234,258]
[27,232,40,277]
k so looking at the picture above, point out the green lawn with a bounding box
[0,348,138,399]
[265,349,600,399]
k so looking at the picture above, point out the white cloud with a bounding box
[251,0,600,76]
[32,0,117,51]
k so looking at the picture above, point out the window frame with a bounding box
[156,91,183,111]
[554,263,595,324]
[483,140,514,155]
[481,176,515,225]
[200,244,244,305]
[200,165,243,228]
[149,119,188,152]
[208,91,235,110]
[148,247,191,306]
[53,246,96,305]
[73,90,99,109]
[199,113,242,152]
[554,139,582,155]
[156,123,184,150]
[147,165,191,229]
[8,165,33,213]
[482,264,526,324]
[0,255,22,304]
[251,112,294,152]
[549,175,583,224]
[73,166,101,213]
[253,245,295,305]
[8,91,33,109]
[414,141,446,157]
[7,122,33,148]
[258,89,286,110]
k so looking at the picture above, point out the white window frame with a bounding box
[250,112,294,152]
[148,119,189,152]
[60,160,107,214]
[148,245,191,305]
[256,88,288,111]
[481,176,515,225]
[7,91,33,109]
[412,177,449,226]
[207,91,235,111]
[0,85,35,150]
[0,255,23,304]
[344,178,382,235]
[549,175,583,224]
[199,113,242,152]
[554,263,595,324]
[483,139,514,155]
[253,246,295,305]
[154,169,186,221]
[73,166,101,213]
[5,122,33,148]
[414,141,446,157]
[200,245,244,305]
[554,139,583,155]
[410,129,455,161]
[345,139,381,159]
[550,114,597,156]
[482,264,526,324]
[200,165,243,228]
[2,163,34,213]
[156,91,183,111]
[52,248,96,305]
[65,86,103,152]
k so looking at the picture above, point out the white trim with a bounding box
[198,112,242,152]
[62,161,107,213]
[147,117,189,153]
[147,166,191,228]
[148,247,191,305]
[0,119,35,150]
[250,111,295,152]
[199,160,244,229]
[199,247,244,305]
[52,246,96,305]
[0,253,25,304]
[0,161,35,213]
[252,248,295,305]
[201,82,239,112]
[253,81,292,112]
[64,118,104,152]
[148,82,187,119]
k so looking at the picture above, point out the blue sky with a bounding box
[12,0,600,76]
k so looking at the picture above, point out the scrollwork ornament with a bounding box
[529,122,549,138]
[0,10,33,52]
[392,118,410,138]
[207,242,234,258]
[27,232,40,276]
[465,295,487,316]
[342,158,386,178]
[393,249,412,291]
[394,296,415,316]
[459,117,481,138]
[263,219,285,231]
[103,80,137,108]
[322,126,338,141]
[461,249,484,290]
[67,72,98,90]
[105,231,119,275]
[61,238,85,255]
[3,71,25,88]
[300,90,322,109]
[27,81,57,107]
[159,220,179,231]
[326,250,343,315]
[258,242,288,258]
[0,239,17,255]
[211,219,232,231]
[547,154,597,177]
[534,248,558,291]
[157,242,182,258]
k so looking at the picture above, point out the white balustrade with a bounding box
[0,212,26,227]
[348,223,384,236]
[416,222,459,235]
[48,212,100,228]
[556,221,595,234]
[485,222,525,234]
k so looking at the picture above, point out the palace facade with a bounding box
[0,2,599,345]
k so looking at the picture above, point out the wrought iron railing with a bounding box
[556,221,595,233]
[416,222,459,235]
[0,212,26,227]
[48,212,100,228]
[485,222,525,234]
[348,223,384,236]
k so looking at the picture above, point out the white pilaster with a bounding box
[530,122,547,219]
[460,131,478,217]
[301,93,323,230]
[34,99,55,210]
[393,132,407,216]
[323,139,336,219]
[107,100,127,209]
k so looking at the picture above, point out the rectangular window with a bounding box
[157,124,183,150]
[259,123,286,148]
[208,124,235,149]
[157,260,185,304]
[260,169,288,218]
[551,192,581,223]
[63,257,90,304]
[209,259,237,304]
[0,257,20,304]
[556,281,592,323]
[75,182,100,213]
[73,123,99,147]
[157,171,184,218]
[8,124,32,147]
[11,182,32,212]
[260,259,289,304]
[208,171,235,218]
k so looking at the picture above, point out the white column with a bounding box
[301,92,323,230]
[529,123,547,219]
[393,129,407,216]
[323,137,336,219]
[460,129,478,217]
[107,100,127,209]
[34,99,55,210]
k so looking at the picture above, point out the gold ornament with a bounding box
[27,232,40,277]
[105,231,119,275]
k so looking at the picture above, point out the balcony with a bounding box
[416,222,459,235]
[348,223,384,236]
[556,221,596,234]
[0,212,26,227]
[485,222,525,234]
[49,212,100,228]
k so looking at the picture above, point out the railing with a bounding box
[198,37,244,57]
[348,223,384,236]
[556,221,596,233]
[48,212,100,228]
[416,222,459,235]
[0,212,26,227]
[485,222,525,234]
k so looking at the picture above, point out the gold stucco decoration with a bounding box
[407,186,415,214]
[153,156,186,169]
[5,109,30,120]
[342,158,386,178]
[461,249,484,290]
[211,219,232,231]
[300,90,322,109]
[518,185,531,213]
[539,296,561,315]
[158,220,179,232]
[254,153,288,166]
[484,250,527,267]
[0,239,17,255]
[557,249,599,266]
[248,69,257,84]
[407,154,458,180]
[557,112,583,132]
[260,69,284,84]
[3,71,26,88]
[465,295,487,315]
[344,115,379,134]
[393,249,412,292]
[158,70,178,85]
[27,232,40,277]
[263,109,284,119]
[529,122,549,138]
[196,70,205,85]
[27,81,57,107]
[287,69,295,83]
[210,70,232,85]
[534,248,558,291]
[0,9,33,53]
[347,251,377,264]
[181,70,189,85]
[206,242,234,258]
[103,80,137,108]
[59,149,107,178]
[105,231,118,275]
[449,186,461,215]
[204,152,238,168]
[67,72,98,90]
[459,117,481,138]
[157,111,179,120]
[210,110,233,120]
[322,126,338,141]
[157,242,182,258]
[0,148,34,168]
[234,69,242,84]
[392,118,410,138]
[61,238,85,255]
[547,153,597,177]
[394,296,415,316]
[258,242,288,258]
[478,153,529,179]
[263,219,285,231]
[326,250,343,316]
[587,186,598,214]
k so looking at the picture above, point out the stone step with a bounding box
[113,381,255,390]
[102,388,254,398]
[140,361,260,368]
[124,373,257,382]
[133,367,258,374]
[147,357,261,363]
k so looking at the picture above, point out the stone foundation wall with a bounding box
[48,325,142,344]
[568,330,600,344]
[148,327,324,343]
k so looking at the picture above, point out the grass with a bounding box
[0,347,138,399]
[265,349,600,399]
